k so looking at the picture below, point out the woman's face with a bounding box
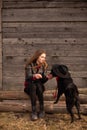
[37,53,46,65]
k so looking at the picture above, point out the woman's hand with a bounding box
[46,74,53,79]
[33,74,42,79]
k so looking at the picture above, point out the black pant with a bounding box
[29,81,44,112]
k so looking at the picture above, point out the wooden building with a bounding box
[0,0,87,113]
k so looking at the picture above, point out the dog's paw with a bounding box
[78,117,81,120]
[54,101,57,104]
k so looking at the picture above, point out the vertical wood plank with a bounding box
[0,0,2,8]
[0,0,2,89]
[0,11,1,32]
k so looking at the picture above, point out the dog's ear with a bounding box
[51,64,60,77]
[58,65,68,75]
[51,64,70,78]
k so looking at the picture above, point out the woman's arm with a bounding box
[25,65,42,80]
[25,65,34,80]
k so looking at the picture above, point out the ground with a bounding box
[0,112,87,130]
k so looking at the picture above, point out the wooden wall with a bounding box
[0,0,2,89]
[2,0,87,90]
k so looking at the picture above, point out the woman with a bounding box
[24,49,48,121]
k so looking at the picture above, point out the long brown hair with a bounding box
[25,49,48,70]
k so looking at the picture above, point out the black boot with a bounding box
[31,106,38,121]
[38,105,45,118]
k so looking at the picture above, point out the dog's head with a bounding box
[50,64,70,78]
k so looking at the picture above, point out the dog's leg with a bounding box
[75,100,81,120]
[54,94,60,104]
[67,108,74,123]
[66,104,74,123]
[54,90,63,104]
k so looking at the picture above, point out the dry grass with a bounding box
[0,112,87,130]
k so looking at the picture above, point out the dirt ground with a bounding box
[0,112,87,130]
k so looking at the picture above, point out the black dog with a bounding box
[50,64,81,123]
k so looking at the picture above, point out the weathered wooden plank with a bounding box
[2,69,87,78]
[46,88,87,95]
[2,77,25,91]
[72,77,87,88]
[3,22,87,38]
[0,101,32,112]
[51,56,87,64]
[3,32,87,38]
[3,43,87,54]
[3,38,87,45]
[70,71,87,78]
[51,50,87,57]
[2,76,56,90]
[2,8,87,22]
[3,55,87,66]
[45,77,87,89]
[3,0,87,8]
[3,49,87,57]
[2,55,87,76]
[3,42,87,56]
[46,103,87,114]
[50,57,87,67]
[66,65,87,71]
[3,22,87,32]
[2,82,86,91]
[0,90,87,101]
[2,75,87,90]
[3,41,87,56]
[2,63,87,72]
[0,101,87,114]
[1,97,87,106]
[0,91,87,104]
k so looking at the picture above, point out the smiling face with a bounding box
[37,53,46,65]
